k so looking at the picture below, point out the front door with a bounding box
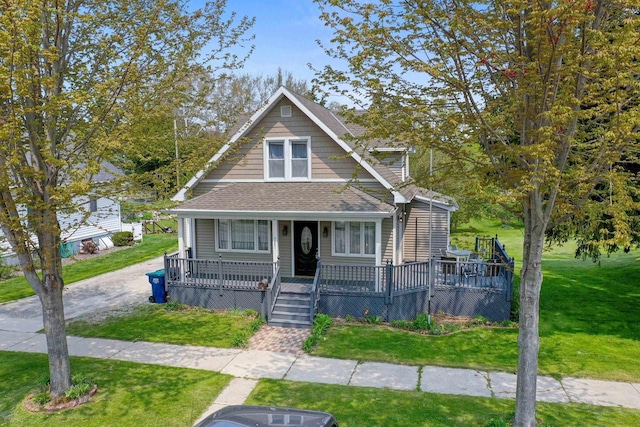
[294,221,318,276]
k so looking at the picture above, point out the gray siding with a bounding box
[403,200,449,261]
[194,218,272,263]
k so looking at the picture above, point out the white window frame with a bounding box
[215,219,271,253]
[331,221,376,258]
[263,137,311,181]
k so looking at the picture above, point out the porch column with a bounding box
[375,219,383,266]
[177,217,185,258]
[392,212,398,265]
[272,219,279,268]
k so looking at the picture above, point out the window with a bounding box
[268,142,285,178]
[265,138,310,180]
[333,221,376,257]
[280,105,292,117]
[89,197,98,213]
[217,219,270,252]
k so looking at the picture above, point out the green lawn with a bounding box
[0,351,230,426]
[0,233,177,304]
[66,305,261,348]
[312,219,640,382]
[247,380,640,426]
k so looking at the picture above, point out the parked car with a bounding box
[195,405,339,427]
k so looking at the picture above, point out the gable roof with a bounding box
[173,87,456,211]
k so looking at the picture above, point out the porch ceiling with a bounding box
[172,182,395,219]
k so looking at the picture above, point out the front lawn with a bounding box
[66,304,261,348]
[0,351,230,426]
[0,233,177,304]
[311,219,640,382]
[247,380,640,426]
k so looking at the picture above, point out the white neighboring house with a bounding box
[0,162,124,265]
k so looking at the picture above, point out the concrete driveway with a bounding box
[0,256,164,333]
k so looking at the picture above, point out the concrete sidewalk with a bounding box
[1,329,639,414]
[0,256,638,421]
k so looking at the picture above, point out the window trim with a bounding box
[331,221,376,258]
[263,137,311,181]
[215,219,271,253]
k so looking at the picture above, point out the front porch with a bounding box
[164,236,515,325]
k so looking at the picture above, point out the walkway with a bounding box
[0,256,639,424]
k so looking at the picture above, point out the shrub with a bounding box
[413,313,431,330]
[0,257,16,281]
[112,231,134,247]
[364,314,383,324]
[303,314,334,353]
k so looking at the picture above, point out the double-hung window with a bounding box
[333,221,376,257]
[217,219,270,252]
[265,138,310,180]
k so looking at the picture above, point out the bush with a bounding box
[303,314,334,352]
[0,257,16,281]
[112,231,134,247]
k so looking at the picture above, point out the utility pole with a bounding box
[174,119,179,188]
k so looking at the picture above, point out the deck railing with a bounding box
[319,261,431,296]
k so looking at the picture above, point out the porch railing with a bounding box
[266,263,281,321]
[310,259,322,321]
[164,255,277,290]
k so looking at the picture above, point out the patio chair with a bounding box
[440,248,448,257]
[448,244,458,251]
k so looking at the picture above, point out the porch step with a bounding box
[268,291,312,329]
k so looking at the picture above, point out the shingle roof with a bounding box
[174,86,456,209]
[176,182,395,215]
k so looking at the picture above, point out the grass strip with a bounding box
[247,379,640,426]
[0,351,230,426]
[0,233,177,304]
[66,305,260,348]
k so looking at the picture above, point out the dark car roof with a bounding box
[195,405,338,427]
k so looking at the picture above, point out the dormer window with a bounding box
[264,137,311,180]
[280,105,292,117]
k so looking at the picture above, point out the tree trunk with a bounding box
[40,279,72,397]
[514,199,546,426]
[38,209,72,397]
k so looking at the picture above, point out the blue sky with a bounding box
[192,0,347,103]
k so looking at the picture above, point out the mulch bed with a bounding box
[24,385,98,413]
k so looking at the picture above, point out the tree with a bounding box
[0,0,252,398]
[202,68,311,133]
[314,1,640,425]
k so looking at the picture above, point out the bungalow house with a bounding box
[168,87,514,326]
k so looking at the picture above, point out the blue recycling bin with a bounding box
[145,269,167,303]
